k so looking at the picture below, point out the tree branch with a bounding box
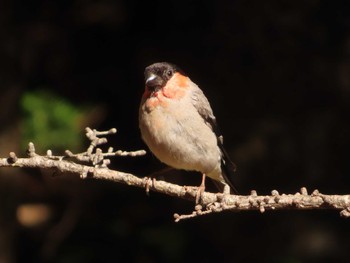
[2,128,350,222]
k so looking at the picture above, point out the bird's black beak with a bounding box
[145,73,164,91]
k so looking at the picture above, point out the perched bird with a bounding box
[139,62,237,202]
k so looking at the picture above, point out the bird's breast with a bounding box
[139,98,221,175]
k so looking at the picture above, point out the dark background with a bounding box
[0,0,350,262]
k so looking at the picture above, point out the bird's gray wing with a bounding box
[191,86,237,192]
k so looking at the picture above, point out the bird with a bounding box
[139,62,237,202]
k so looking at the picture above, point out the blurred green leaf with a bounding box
[20,90,85,152]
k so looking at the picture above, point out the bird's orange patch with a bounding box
[162,73,188,99]
[144,91,168,110]
[142,87,151,99]
[143,73,188,111]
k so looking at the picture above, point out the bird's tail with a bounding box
[218,140,238,194]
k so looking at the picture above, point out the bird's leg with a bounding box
[145,166,174,194]
[195,174,206,204]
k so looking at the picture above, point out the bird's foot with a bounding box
[144,167,173,195]
[195,174,206,204]
[144,177,156,195]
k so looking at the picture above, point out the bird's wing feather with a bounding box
[191,86,237,192]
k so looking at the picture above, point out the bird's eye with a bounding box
[167,70,172,77]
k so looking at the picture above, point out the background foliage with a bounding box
[0,0,350,262]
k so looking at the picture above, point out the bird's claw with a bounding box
[195,185,205,204]
[144,177,156,195]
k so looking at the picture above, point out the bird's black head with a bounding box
[144,62,185,91]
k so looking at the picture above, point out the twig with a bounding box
[64,127,146,169]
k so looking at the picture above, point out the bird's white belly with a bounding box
[139,101,221,175]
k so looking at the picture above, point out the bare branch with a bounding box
[1,149,350,222]
[1,127,349,222]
